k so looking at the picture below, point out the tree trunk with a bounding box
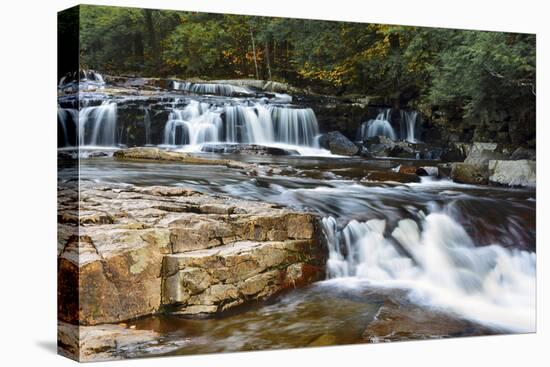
[265,38,272,81]
[249,26,259,80]
[143,9,160,69]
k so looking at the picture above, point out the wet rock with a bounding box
[162,240,325,315]
[510,147,536,161]
[200,143,298,156]
[440,142,471,162]
[397,165,418,175]
[388,141,417,159]
[318,131,359,156]
[58,321,186,362]
[114,147,257,172]
[57,183,325,325]
[488,160,536,187]
[362,300,496,343]
[464,142,506,164]
[363,135,395,157]
[437,163,453,179]
[450,162,489,185]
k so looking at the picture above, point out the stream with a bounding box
[58,77,536,357]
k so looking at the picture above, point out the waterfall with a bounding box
[400,110,418,143]
[270,106,319,146]
[163,100,220,145]
[144,108,152,145]
[163,100,319,148]
[171,81,252,96]
[79,101,118,147]
[57,108,78,147]
[321,213,536,332]
[359,109,420,142]
[359,109,396,141]
[59,70,105,92]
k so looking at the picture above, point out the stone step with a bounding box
[161,240,325,315]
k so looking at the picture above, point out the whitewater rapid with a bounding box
[322,211,536,332]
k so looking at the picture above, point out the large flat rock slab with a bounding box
[58,183,325,325]
[161,240,324,315]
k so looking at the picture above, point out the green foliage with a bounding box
[77,5,535,126]
[427,31,535,122]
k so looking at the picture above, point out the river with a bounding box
[58,77,536,357]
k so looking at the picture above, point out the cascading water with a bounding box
[359,108,420,143]
[359,109,396,141]
[58,69,106,93]
[171,81,253,96]
[321,212,536,332]
[79,101,118,147]
[270,106,319,146]
[400,110,418,143]
[57,108,78,147]
[163,100,320,150]
[143,107,152,145]
[163,100,220,145]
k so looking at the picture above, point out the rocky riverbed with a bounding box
[58,74,536,361]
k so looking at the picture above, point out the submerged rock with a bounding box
[488,160,536,187]
[318,131,359,156]
[58,183,325,326]
[363,300,497,343]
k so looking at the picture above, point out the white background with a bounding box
[0,0,547,366]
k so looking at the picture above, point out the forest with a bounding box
[74,5,535,131]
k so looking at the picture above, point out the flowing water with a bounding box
[72,154,536,336]
[359,108,419,143]
[58,92,325,154]
[58,75,536,356]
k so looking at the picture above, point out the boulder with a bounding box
[318,131,359,156]
[450,163,489,185]
[388,142,417,159]
[58,184,325,325]
[488,160,536,187]
[440,142,471,162]
[363,136,395,157]
[510,147,536,161]
[464,142,506,164]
